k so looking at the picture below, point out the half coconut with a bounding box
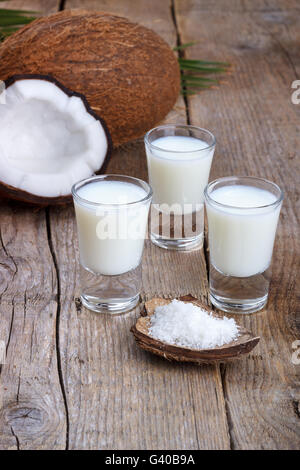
[0,74,112,204]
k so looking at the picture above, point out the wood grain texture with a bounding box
[178,0,300,11]
[0,203,66,449]
[0,1,67,450]
[66,0,178,44]
[0,0,298,451]
[48,203,230,449]
[175,0,300,449]
[0,0,59,14]
[50,0,230,450]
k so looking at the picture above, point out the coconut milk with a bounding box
[206,185,281,277]
[74,180,149,275]
[146,135,214,214]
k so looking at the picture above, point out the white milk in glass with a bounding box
[206,185,281,277]
[146,135,214,214]
[74,180,149,276]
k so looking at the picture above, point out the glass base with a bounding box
[209,264,271,314]
[81,293,140,314]
[210,292,268,314]
[150,233,203,251]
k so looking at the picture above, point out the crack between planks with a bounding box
[45,208,69,450]
[59,0,66,11]
[16,371,21,403]
[170,0,191,125]
[268,30,299,81]
[203,235,210,305]
[220,364,235,450]
[6,298,15,356]
[292,400,300,420]
[10,425,20,450]
[0,228,18,296]
[23,291,27,332]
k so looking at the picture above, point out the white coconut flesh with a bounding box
[0,79,108,197]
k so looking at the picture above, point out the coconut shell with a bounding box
[0,74,112,205]
[131,295,260,364]
[0,9,180,146]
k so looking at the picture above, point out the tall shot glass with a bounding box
[144,125,216,251]
[72,175,152,314]
[204,176,283,314]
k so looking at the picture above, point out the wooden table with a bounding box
[0,0,299,450]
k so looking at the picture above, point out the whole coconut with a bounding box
[0,9,180,146]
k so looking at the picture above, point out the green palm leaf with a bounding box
[175,42,230,95]
[173,41,198,51]
[0,2,37,41]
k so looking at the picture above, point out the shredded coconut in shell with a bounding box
[149,300,239,349]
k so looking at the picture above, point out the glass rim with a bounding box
[144,124,216,155]
[204,176,284,211]
[71,174,153,208]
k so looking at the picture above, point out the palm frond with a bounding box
[175,43,231,95]
[173,41,198,51]
[179,58,230,67]
[0,2,37,41]
[183,75,218,84]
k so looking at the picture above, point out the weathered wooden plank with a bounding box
[0,0,66,450]
[0,203,66,449]
[0,0,59,14]
[48,0,230,450]
[3,0,298,450]
[175,0,300,11]
[175,0,300,449]
[64,0,177,44]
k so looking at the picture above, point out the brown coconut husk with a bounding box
[0,10,180,146]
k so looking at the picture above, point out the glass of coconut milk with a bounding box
[204,176,283,314]
[144,125,215,250]
[72,175,152,314]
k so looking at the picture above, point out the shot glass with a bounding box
[72,175,152,314]
[204,176,283,314]
[144,124,216,251]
